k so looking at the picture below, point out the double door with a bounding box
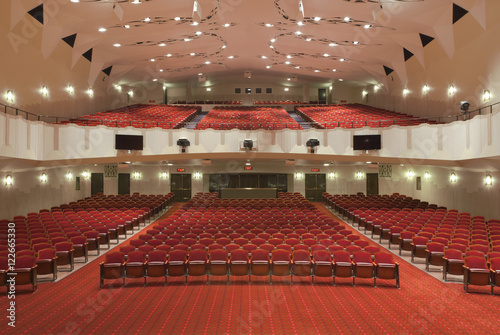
[305,174,326,202]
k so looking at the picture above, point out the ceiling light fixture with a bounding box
[184,38,192,42]
[306,38,312,42]
[222,45,226,49]
[191,21,199,26]
[265,23,273,27]
[344,17,351,22]
[364,24,372,29]
[195,31,202,35]
[339,58,345,62]
[483,90,491,102]
[152,79,158,82]
[174,17,181,21]
[98,27,107,32]
[287,55,293,59]
[158,43,166,47]
[67,85,74,94]
[223,23,230,27]
[124,25,130,29]
[144,17,151,22]
[332,69,337,72]
[190,52,196,56]
[41,85,48,96]
[198,73,203,75]
[261,56,267,59]
[295,31,302,35]
[423,84,430,94]
[297,21,304,26]
[314,70,320,72]
[285,61,291,65]
[323,53,329,57]
[295,66,300,69]
[403,88,409,96]
[150,58,155,62]
[132,0,141,4]
[448,85,456,96]
[270,39,276,43]
[228,55,234,59]
[314,17,321,22]
[329,43,338,47]
[339,79,344,82]
[205,61,211,64]
[166,53,172,57]
[266,65,271,69]
[87,88,94,96]
[353,41,359,45]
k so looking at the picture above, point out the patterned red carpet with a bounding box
[1,203,499,335]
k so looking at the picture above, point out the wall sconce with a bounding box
[206,88,211,92]
[329,172,335,179]
[87,88,94,97]
[160,172,168,179]
[402,88,409,97]
[5,175,13,186]
[41,86,49,96]
[422,84,430,94]
[356,171,364,179]
[362,90,368,97]
[295,172,303,179]
[66,172,73,180]
[483,90,491,102]
[6,90,14,103]
[128,90,134,97]
[448,85,456,96]
[67,85,74,94]
[82,170,90,179]
[194,172,201,179]
[374,85,380,92]
[284,88,289,92]
[485,174,493,186]
[133,171,141,179]
[450,173,457,183]
[424,171,430,180]
[115,85,122,92]
[40,173,48,183]
[407,170,415,179]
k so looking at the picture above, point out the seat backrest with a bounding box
[374,252,394,265]
[188,249,207,262]
[148,250,167,262]
[127,251,146,263]
[169,250,187,262]
[333,250,351,263]
[210,249,228,262]
[464,256,488,269]
[352,251,373,264]
[251,249,269,262]
[293,250,310,262]
[15,256,36,269]
[230,249,249,262]
[444,249,463,260]
[37,248,56,259]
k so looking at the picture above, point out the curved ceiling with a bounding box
[12,0,486,86]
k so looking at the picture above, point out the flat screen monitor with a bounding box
[353,135,381,150]
[115,134,143,150]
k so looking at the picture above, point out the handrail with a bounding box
[2,100,499,130]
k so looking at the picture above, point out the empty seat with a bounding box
[100,252,125,288]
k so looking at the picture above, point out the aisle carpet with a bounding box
[1,203,499,335]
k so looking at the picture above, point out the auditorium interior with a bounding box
[1,0,500,334]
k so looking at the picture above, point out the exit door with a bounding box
[171,174,192,202]
[91,173,104,195]
[305,174,326,202]
[318,88,327,104]
[366,173,379,195]
[118,173,130,195]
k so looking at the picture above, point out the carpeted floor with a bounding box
[1,203,500,335]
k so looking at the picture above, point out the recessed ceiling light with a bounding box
[195,31,202,35]
[287,78,291,81]
[158,43,166,47]
[270,39,276,43]
[306,38,312,42]
[166,53,172,57]
[332,69,337,72]
[364,24,372,29]
[285,61,291,65]
[295,31,302,35]
[269,45,274,49]
[245,162,251,166]
[284,88,289,91]
[206,88,211,91]
[190,52,196,56]
[344,17,350,22]
[339,58,345,62]
[205,61,211,64]
[266,65,271,69]
[124,25,130,29]
[70,0,80,2]
[339,79,344,81]
[261,56,267,59]
[228,55,234,59]
[113,43,121,47]
[98,27,107,32]
[223,23,230,27]
[286,55,293,59]
[150,58,155,62]
[167,163,173,166]
[353,41,359,45]
[314,70,320,72]
[295,66,300,69]
[159,69,164,72]
[144,17,151,22]
[265,23,273,27]
[323,163,330,166]
[132,0,141,3]
[198,73,203,75]
[222,45,226,49]
[191,21,199,26]
[184,38,191,42]
[329,43,338,46]
[297,21,304,26]
[323,53,329,57]
[314,17,321,22]
[152,79,158,82]
[174,17,181,21]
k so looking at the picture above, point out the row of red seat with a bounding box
[100,248,400,287]
[297,103,437,129]
[195,106,302,130]
[327,192,500,294]
[57,104,200,129]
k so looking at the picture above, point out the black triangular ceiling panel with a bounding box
[102,66,113,76]
[28,4,44,25]
[383,65,394,76]
[453,3,469,24]
[62,34,77,48]
[419,33,434,47]
[403,48,414,62]
[82,48,93,62]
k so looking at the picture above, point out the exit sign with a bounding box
[311,168,320,172]
[177,168,185,172]
[244,166,253,170]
